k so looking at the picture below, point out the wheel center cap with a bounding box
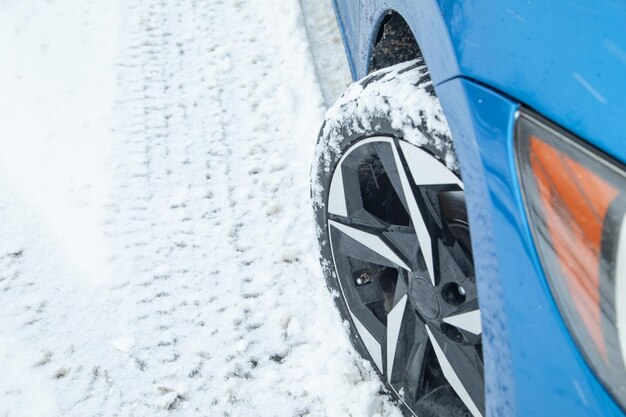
[409,278,440,320]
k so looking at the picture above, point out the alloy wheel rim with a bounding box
[326,136,485,417]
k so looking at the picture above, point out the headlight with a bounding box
[516,109,626,408]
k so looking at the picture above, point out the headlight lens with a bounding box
[516,109,626,408]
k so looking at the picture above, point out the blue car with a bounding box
[311,1,626,416]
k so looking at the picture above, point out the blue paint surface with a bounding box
[331,0,626,415]
[333,0,626,164]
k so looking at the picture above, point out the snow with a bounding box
[311,60,456,213]
[0,0,402,416]
[111,337,136,353]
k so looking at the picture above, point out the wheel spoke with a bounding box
[426,324,485,417]
[329,206,389,231]
[386,294,408,381]
[396,329,429,409]
[329,219,411,271]
[383,278,428,409]
[399,141,463,189]
[382,226,420,271]
[387,314,429,407]
[328,163,348,217]
[351,311,384,371]
[443,309,482,335]
[375,141,436,285]
[330,207,420,271]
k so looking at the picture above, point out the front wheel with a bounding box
[311,60,485,417]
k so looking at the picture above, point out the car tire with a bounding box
[311,59,485,417]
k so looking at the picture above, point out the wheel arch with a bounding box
[368,11,422,73]
[333,0,461,84]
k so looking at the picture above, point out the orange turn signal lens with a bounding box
[516,109,626,408]
[529,134,618,358]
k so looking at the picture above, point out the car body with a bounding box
[331,0,626,416]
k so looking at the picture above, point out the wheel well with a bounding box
[370,12,422,73]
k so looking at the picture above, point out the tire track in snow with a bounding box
[103,0,340,414]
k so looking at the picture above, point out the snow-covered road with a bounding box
[0,0,401,416]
